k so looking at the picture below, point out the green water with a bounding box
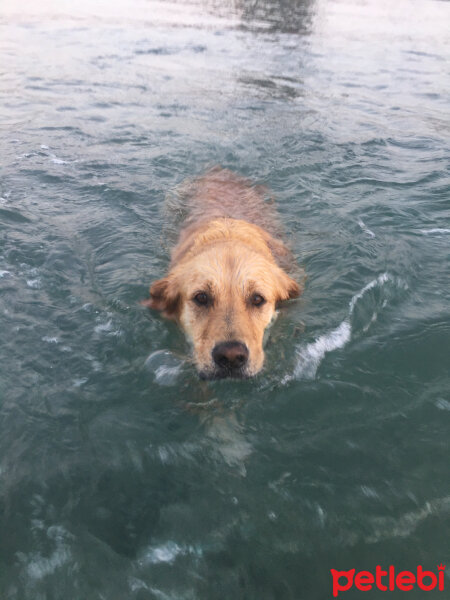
[1,0,449,598]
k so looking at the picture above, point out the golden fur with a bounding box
[144,168,302,379]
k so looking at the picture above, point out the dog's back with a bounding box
[180,167,280,234]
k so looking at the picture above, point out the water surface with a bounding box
[1,0,449,598]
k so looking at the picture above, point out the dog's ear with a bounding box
[274,268,302,303]
[142,276,181,317]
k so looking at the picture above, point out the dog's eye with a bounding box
[250,293,266,307]
[193,292,209,306]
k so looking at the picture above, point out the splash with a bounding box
[145,349,184,386]
[293,321,351,380]
[357,218,375,238]
[291,273,404,381]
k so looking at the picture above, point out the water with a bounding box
[1,0,449,597]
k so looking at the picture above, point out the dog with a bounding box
[143,167,302,379]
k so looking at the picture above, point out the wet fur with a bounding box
[144,168,302,378]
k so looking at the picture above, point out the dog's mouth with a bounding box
[197,340,255,380]
[198,365,251,381]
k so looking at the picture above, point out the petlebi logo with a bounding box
[330,564,446,597]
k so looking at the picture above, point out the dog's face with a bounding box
[148,243,300,379]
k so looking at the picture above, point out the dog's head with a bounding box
[147,243,300,379]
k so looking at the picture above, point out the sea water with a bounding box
[0,0,449,598]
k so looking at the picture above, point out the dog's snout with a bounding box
[212,341,249,371]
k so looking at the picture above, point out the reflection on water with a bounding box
[1,0,450,597]
[1,0,315,31]
[198,0,315,33]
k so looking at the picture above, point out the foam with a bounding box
[357,218,375,237]
[139,541,202,566]
[49,153,77,165]
[72,378,88,387]
[291,272,402,381]
[145,350,183,386]
[293,321,351,380]
[26,278,42,289]
[26,547,72,580]
[365,495,450,544]
[419,228,450,235]
[94,319,113,333]
[42,336,59,343]
[348,272,393,314]
[21,525,73,581]
[94,318,120,336]
[436,399,450,411]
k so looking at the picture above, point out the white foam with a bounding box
[348,272,393,315]
[147,542,181,563]
[0,270,11,278]
[139,541,202,566]
[436,399,450,411]
[26,278,41,289]
[419,228,450,235]
[155,364,182,385]
[23,525,73,580]
[50,153,68,164]
[291,272,401,380]
[293,321,351,380]
[94,319,113,333]
[145,350,183,386]
[85,353,102,371]
[357,218,375,237]
[129,577,150,593]
[365,495,450,544]
[49,153,77,165]
[27,547,71,580]
[42,336,59,343]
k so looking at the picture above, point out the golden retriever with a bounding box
[143,167,302,379]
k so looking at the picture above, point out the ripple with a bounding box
[26,278,42,289]
[144,350,184,386]
[357,218,375,238]
[419,228,450,235]
[138,540,202,566]
[289,273,407,381]
[365,495,450,544]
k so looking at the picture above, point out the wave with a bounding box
[145,350,184,386]
[419,228,450,235]
[293,321,351,380]
[357,218,375,238]
[290,273,405,381]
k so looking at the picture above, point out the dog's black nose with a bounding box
[212,341,249,372]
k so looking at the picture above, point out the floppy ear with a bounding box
[142,275,181,317]
[275,268,302,303]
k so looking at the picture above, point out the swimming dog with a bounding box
[143,168,302,379]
